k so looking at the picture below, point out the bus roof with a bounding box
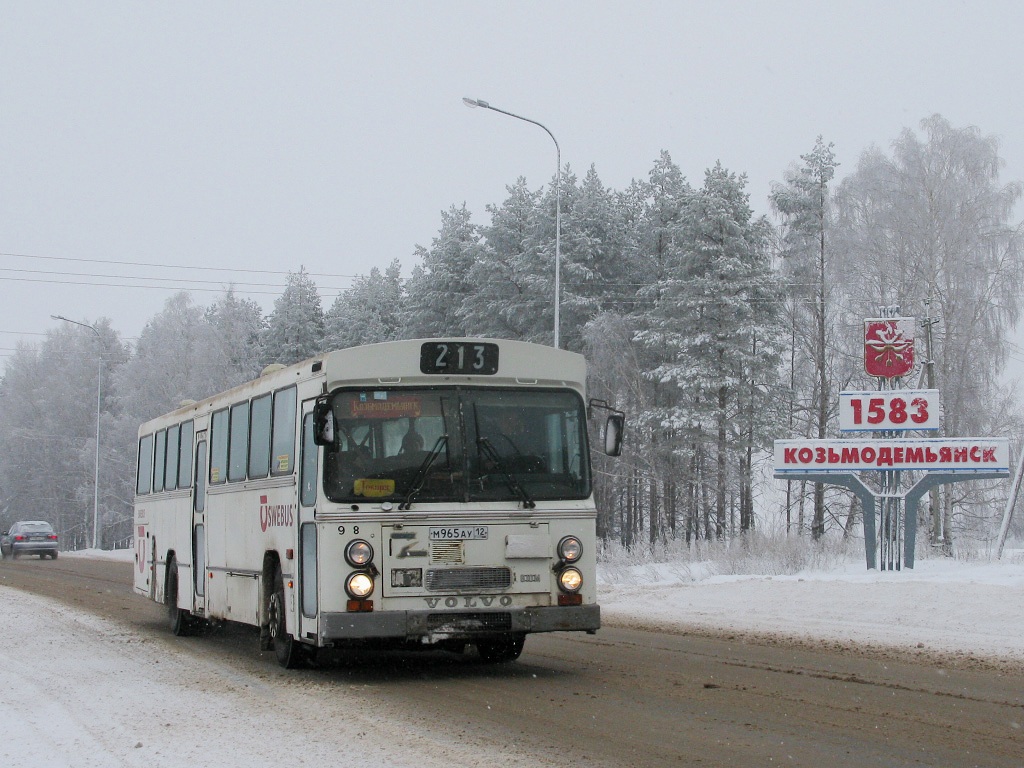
[138,338,587,434]
[322,338,586,390]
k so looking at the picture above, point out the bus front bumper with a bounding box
[319,604,600,643]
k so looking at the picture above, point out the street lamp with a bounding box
[52,315,102,550]
[462,97,562,349]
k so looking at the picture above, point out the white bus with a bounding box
[133,338,622,667]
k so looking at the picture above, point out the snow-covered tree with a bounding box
[641,163,781,538]
[832,115,1024,548]
[204,287,266,388]
[771,137,840,538]
[324,259,406,349]
[403,205,479,338]
[559,165,628,350]
[262,267,325,365]
[0,320,128,548]
[461,177,555,344]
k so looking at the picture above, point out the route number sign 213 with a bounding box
[838,390,941,432]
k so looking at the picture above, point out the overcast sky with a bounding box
[2,1,1023,374]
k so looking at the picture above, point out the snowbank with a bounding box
[598,555,1024,666]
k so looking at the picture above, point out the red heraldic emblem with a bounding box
[864,318,915,378]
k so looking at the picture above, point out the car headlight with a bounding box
[346,572,375,598]
[557,535,582,563]
[558,567,583,593]
[345,539,374,567]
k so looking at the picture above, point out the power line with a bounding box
[0,267,352,292]
[0,250,360,280]
[0,274,347,296]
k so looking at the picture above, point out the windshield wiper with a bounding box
[399,435,449,510]
[477,437,536,509]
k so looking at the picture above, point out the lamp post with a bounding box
[52,315,102,550]
[462,97,562,349]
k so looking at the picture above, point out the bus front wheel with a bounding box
[268,569,302,669]
[476,633,525,663]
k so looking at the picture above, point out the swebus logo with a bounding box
[259,495,294,531]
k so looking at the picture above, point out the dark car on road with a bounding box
[0,521,59,559]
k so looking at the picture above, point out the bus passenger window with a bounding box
[164,424,179,491]
[137,434,154,496]
[153,429,166,493]
[249,394,272,479]
[228,401,249,482]
[178,420,194,488]
[210,409,228,485]
[271,386,297,476]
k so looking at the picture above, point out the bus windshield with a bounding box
[322,387,590,505]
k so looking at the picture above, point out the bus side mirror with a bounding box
[590,398,625,457]
[604,413,624,457]
[312,400,336,447]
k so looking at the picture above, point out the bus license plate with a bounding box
[429,526,489,541]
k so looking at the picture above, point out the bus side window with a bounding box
[153,429,166,493]
[178,420,194,489]
[271,386,297,476]
[164,424,180,491]
[249,394,272,479]
[210,409,228,485]
[137,434,154,496]
[228,401,249,482]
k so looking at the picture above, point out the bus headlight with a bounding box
[346,572,375,599]
[345,540,374,567]
[557,535,583,563]
[558,567,583,593]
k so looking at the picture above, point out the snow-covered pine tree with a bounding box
[262,267,325,365]
[650,163,781,538]
[204,287,266,389]
[461,178,549,342]
[770,136,839,539]
[324,259,406,349]
[403,204,479,338]
[559,165,627,352]
[631,151,696,546]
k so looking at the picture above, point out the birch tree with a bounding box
[0,321,128,548]
[832,115,1024,548]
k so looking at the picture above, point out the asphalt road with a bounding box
[2,555,1022,767]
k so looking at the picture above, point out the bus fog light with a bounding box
[557,535,583,563]
[345,540,374,567]
[558,567,583,593]
[346,572,374,598]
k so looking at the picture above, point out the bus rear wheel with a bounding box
[166,558,193,636]
[476,633,525,663]
[268,569,303,669]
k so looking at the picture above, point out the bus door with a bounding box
[297,401,319,643]
[192,432,208,616]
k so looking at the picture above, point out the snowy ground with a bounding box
[3,548,1023,766]
[599,553,1024,669]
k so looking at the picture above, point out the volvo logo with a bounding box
[423,596,513,608]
